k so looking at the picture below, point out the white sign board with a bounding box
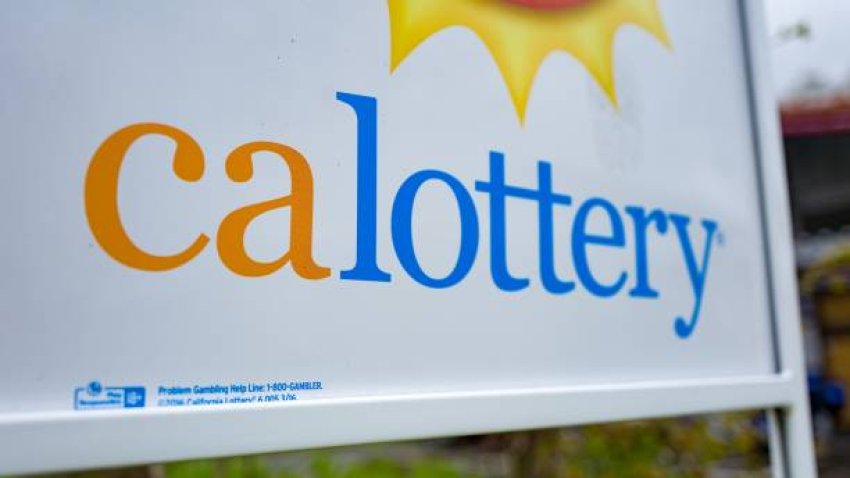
[0,0,814,475]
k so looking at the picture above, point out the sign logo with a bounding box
[83,5,716,340]
[74,381,146,410]
[388,0,670,121]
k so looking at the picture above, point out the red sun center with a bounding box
[505,0,593,9]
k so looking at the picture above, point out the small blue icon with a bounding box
[123,387,146,408]
[74,381,146,410]
[87,381,103,395]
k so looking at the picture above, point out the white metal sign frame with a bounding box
[0,0,816,475]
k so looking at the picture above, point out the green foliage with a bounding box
[507,414,766,478]
[166,461,216,478]
[164,454,479,478]
[166,457,274,478]
[152,414,767,478]
[411,460,469,478]
[311,455,407,478]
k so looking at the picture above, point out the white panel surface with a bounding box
[0,0,813,474]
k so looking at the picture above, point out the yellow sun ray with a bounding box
[388,0,670,123]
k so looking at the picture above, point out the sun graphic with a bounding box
[388,0,670,122]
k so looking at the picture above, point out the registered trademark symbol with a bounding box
[716,230,726,247]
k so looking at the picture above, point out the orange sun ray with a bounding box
[388,0,670,123]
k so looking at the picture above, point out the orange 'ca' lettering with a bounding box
[217,141,329,279]
[84,123,329,279]
[85,123,209,271]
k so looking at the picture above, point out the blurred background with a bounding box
[21,1,850,477]
[773,0,850,473]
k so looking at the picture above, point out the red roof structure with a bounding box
[782,95,850,137]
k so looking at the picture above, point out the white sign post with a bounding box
[0,0,815,475]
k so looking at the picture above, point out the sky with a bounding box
[765,0,850,98]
